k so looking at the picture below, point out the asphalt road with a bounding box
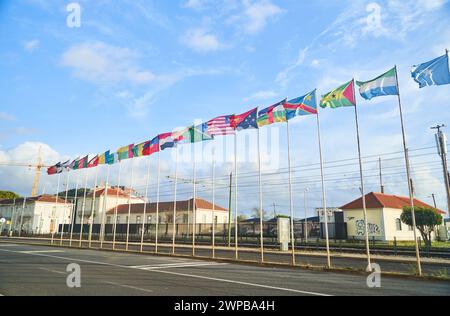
[0,242,449,296]
[2,236,450,275]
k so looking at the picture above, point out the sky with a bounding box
[0,0,450,218]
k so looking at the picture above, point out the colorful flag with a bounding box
[47,162,62,175]
[320,80,356,109]
[357,68,399,100]
[159,133,176,151]
[117,144,134,161]
[132,142,146,158]
[98,152,107,165]
[207,115,235,136]
[174,124,213,144]
[257,99,287,127]
[61,160,71,171]
[231,108,258,131]
[411,53,450,88]
[108,152,118,165]
[88,155,99,168]
[143,136,159,156]
[284,90,318,120]
[74,156,88,170]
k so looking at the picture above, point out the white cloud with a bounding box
[183,0,205,10]
[0,142,65,196]
[61,41,156,85]
[0,112,15,121]
[181,28,224,53]
[243,90,278,102]
[23,39,40,53]
[228,0,282,35]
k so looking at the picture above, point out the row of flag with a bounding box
[47,52,450,175]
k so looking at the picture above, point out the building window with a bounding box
[147,215,152,223]
[395,218,402,231]
[202,215,207,223]
[106,216,111,224]
[136,216,141,224]
[183,214,188,224]
[116,216,120,224]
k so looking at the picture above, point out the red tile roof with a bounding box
[0,195,71,205]
[340,192,445,214]
[87,187,141,199]
[106,198,228,215]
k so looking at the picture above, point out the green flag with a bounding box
[320,80,356,109]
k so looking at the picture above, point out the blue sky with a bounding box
[1,0,450,217]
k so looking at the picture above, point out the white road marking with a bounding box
[141,262,228,270]
[39,267,66,275]
[19,250,64,254]
[0,248,332,296]
[103,281,154,294]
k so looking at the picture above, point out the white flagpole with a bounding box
[140,155,152,253]
[192,143,197,257]
[257,127,264,262]
[286,120,296,265]
[352,79,372,270]
[99,164,110,249]
[88,166,99,248]
[79,168,89,247]
[69,172,80,247]
[211,140,216,258]
[172,147,179,255]
[234,132,239,260]
[18,196,27,238]
[112,160,123,250]
[316,111,331,267]
[60,171,70,245]
[125,159,135,251]
[394,66,422,275]
[155,151,161,254]
[51,172,61,245]
[8,198,16,237]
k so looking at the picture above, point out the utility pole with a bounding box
[431,194,437,209]
[431,124,450,216]
[227,172,232,247]
[379,157,384,194]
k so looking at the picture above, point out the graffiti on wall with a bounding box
[356,220,381,236]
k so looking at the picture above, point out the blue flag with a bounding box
[411,54,450,88]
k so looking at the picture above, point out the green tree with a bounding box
[0,191,20,199]
[251,207,270,220]
[401,206,443,247]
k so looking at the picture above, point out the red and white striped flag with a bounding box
[207,115,235,136]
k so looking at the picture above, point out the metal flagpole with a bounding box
[286,121,296,265]
[172,147,179,255]
[99,165,110,249]
[60,171,70,245]
[304,188,308,243]
[8,198,16,237]
[79,168,89,247]
[112,160,122,250]
[18,196,27,238]
[257,127,264,262]
[316,111,331,267]
[88,166,99,248]
[69,172,80,247]
[211,140,216,258]
[192,143,197,257]
[155,151,161,254]
[140,155,152,253]
[394,66,422,275]
[51,172,61,245]
[125,159,134,251]
[352,79,372,270]
[234,132,239,260]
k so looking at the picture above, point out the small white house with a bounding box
[341,192,446,242]
[0,195,72,235]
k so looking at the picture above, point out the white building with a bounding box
[73,186,145,225]
[106,198,228,230]
[0,195,72,235]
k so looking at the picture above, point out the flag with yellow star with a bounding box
[320,80,356,109]
[284,90,318,120]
